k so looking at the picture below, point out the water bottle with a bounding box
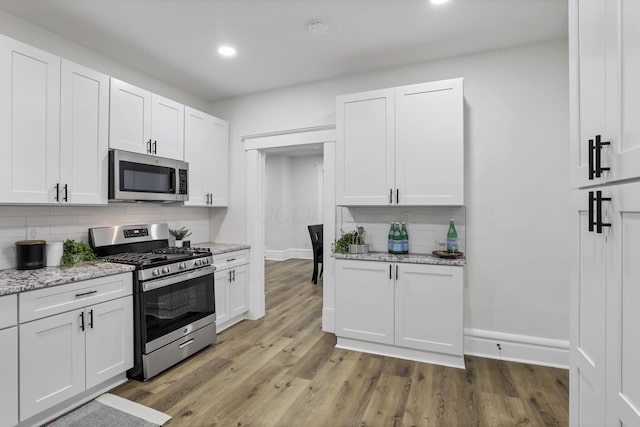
[388,222,394,254]
[447,219,458,253]
[401,222,409,254]
[392,222,402,255]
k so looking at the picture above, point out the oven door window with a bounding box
[120,160,176,194]
[143,273,214,344]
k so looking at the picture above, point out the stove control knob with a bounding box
[179,262,187,270]
[152,269,160,277]
[162,266,170,274]
[194,260,201,266]
[202,258,208,265]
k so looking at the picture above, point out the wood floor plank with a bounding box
[109,259,569,427]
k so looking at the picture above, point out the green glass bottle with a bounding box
[392,222,402,255]
[401,222,409,254]
[388,222,394,254]
[446,219,458,253]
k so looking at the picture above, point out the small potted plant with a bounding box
[169,227,192,247]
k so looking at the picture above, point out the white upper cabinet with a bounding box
[0,35,61,204]
[570,0,640,188]
[184,107,229,207]
[336,78,464,206]
[110,78,184,160]
[60,60,109,205]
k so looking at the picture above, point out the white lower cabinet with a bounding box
[0,327,18,427]
[18,273,133,423]
[214,250,250,332]
[335,259,464,368]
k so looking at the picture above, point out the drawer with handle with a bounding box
[213,249,249,271]
[19,272,133,323]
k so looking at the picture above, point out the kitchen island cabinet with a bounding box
[184,107,229,207]
[213,249,250,332]
[336,78,464,206]
[335,258,464,369]
[0,294,18,427]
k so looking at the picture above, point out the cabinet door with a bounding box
[606,183,640,425]
[394,264,463,355]
[85,297,133,389]
[229,264,249,318]
[210,116,229,206]
[20,310,85,421]
[60,60,109,205]
[151,94,184,160]
[0,35,60,203]
[336,89,395,205]
[0,327,18,427]
[214,269,229,330]
[335,260,394,345]
[109,78,151,155]
[395,79,464,205]
[569,190,607,427]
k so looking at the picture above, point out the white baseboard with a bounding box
[464,328,569,369]
[265,248,313,261]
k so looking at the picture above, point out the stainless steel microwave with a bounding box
[109,149,189,202]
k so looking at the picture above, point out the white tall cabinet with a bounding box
[336,79,464,206]
[0,35,109,205]
[184,107,229,207]
[570,0,640,425]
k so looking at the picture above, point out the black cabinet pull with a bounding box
[63,184,68,202]
[75,290,98,298]
[89,309,94,329]
[55,183,60,202]
[153,140,157,154]
[588,139,595,180]
[595,135,610,178]
[596,190,611,234]
[588,191,595,232]
[389,264,392,279]
[396,264,398,281]
[226,258,237,262]
[147,139,152,153]
[80,312,85,331]
[229,270,232,282]
[389,189,393,204]
[396,189,399,204]
[232,269,236,282]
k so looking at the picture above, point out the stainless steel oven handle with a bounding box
[142,265,216,292]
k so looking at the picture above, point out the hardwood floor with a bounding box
[111,259,569,426]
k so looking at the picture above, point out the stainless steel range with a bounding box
[89,223,216,381]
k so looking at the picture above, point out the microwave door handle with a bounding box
[170,169,176,194]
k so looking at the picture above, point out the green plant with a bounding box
[61,239,99,267]
[332,230,356,254]
[169,226,192,240]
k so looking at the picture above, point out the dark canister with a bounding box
[15,240,47,270]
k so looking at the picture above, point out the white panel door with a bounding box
[85,297,133,389]
[184,107,213,206]
[570,190,607,427]
[336,89,395,205]
[214,269,229,330]
[229,264,249,318]
[109,78,151,155]
[335,260,394,345]
[395,79,464,205]
[151,94,184,160]
[0,35,60,203]
[20,310,85,421]
[60,60,109,205]
[0,327,18,427]
[606,182,640,425]
[210,116,229,206]
[394,264,463,355]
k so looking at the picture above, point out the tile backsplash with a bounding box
[0,205,210,270]
[337,206,465,255]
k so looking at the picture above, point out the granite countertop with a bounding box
[333,251,466,266]
[194,242,250,255]
[0,262,136,296]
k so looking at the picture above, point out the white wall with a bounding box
[0,11,214,270]
[265,153,323,259]
[211,39,570,341]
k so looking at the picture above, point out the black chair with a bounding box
[307,224,323,284]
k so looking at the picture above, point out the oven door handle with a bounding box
[142,265,216,292]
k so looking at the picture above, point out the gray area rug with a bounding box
[49,400,161,427]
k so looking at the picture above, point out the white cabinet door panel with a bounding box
[394,264,463,354]
[20,310,85,421]
[85,297,133,389]
[396,80,464,205]
[0,35,60,203]
[229,264,249,318]
[151,94,184,160]
[0,327,18,427]
[335,260,394,345]
[336,89,395,205]
[210,116,229,206]
[214,269,229,329]
[60,60,109,205]
[109,78,151,155]
[184,107,211,206]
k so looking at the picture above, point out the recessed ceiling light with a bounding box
[430,0,449,4]
[218,46,236,57]
[307,20,329,36]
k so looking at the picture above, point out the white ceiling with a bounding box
[0,0,567,102]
